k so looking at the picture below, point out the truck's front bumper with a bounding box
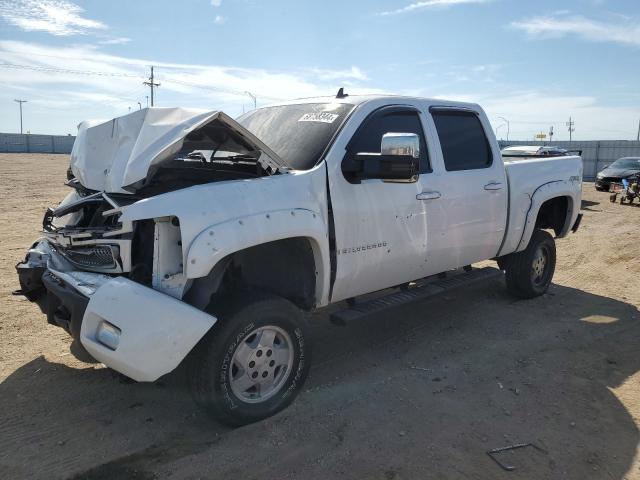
[16,240,217,382]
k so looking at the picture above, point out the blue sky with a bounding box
[0,0,639,140]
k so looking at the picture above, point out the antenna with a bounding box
[336,87,348,99]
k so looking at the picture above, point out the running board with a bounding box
[330,267,502,325]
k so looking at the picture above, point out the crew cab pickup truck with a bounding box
[16,94,583,425]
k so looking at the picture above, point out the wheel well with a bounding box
[184,237,317,311]
[535,196,569,236]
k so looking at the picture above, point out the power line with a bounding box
[0,61,143,78]
[162,77,286,103]
[1,61,287,105]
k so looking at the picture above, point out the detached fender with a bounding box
[516,179,581,252]
[185,208,331,305]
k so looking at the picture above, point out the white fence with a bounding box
[0,133,75,154]
[499,140,640,180]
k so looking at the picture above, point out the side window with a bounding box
[431,110,492,171]
[347,107,431,173]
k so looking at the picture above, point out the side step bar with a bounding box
[330,267,503,325]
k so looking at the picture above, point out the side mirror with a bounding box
[348,132,419,183]
[381,132,420,159]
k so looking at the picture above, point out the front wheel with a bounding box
[188,292,312,426]
[504,229,556,299]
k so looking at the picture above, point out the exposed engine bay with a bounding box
[41,108,287,293]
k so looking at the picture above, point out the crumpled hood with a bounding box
[70,107,284,193]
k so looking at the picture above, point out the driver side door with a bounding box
[328,105,433,302]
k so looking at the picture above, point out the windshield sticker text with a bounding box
[298,113,339,124]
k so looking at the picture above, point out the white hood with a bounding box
[70,107,284,193]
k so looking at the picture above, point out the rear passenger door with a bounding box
[427,108,508,268]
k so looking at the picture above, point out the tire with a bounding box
[188,292,312,426]
[504,229,556,299]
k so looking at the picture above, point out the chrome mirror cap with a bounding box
[381,133,420,158]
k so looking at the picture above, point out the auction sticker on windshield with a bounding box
[298,112,339,123]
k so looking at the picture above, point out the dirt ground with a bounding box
[1,153,639,480]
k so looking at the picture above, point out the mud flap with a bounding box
[80,277,217,382]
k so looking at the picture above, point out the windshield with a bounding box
[610,157,640,169]
[238,103,355,170]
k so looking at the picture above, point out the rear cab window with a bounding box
[431,109,492,171]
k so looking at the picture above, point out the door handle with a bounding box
[416,191,441,201]
[484,182,503,191]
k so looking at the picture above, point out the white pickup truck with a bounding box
[16,94,583,425]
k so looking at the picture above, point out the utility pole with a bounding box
[497,116,509,141]
[636,119,639,141]
[14,99,27,134]
[549,125,554,142]
[565,116,575,141]
[143,66,160,106]
[145,95,149,107]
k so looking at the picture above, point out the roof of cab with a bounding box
[264,94,481,111]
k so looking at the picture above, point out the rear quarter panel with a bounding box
[500,155,582,255]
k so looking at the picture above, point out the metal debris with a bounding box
[487,442,548,471]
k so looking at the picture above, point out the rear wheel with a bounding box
[188,292,311,426]
[504,229,556,299]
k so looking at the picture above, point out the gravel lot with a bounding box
[1,153,639,480]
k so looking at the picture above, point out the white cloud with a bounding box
[379,0,491,16]
[0,0,106,36]
[214,15,226,25]
[98,37,132,45]
[511,14,640,47]
[309,66,369,82]
[211,0,222,6]
[0,40,378,133]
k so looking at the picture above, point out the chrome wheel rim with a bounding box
[531,245,549,285]
[229,325,294,404]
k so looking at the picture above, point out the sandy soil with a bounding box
[1,153,639,480]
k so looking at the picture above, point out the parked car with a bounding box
[15,95,583,426]
[595,157,640,191]
[501,145,572,157]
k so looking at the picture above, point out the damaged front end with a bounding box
[14,107,285,380]
[16,186,217,382]
[16,189,136,341]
